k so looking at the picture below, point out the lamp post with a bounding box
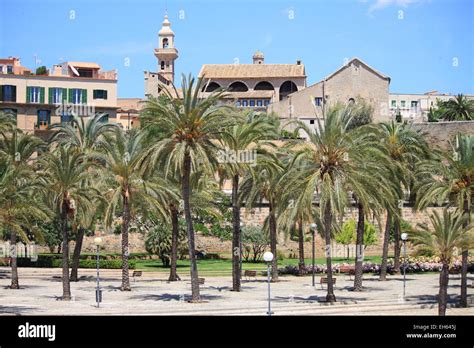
[263,251,274,316]
[94,237,103,308]
[401,233,408,298]
[239,221,244,276]
[310,223,317,287]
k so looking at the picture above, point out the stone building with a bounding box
[0,58,118,134]
[267,57,391,133]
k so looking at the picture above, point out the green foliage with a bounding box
[17,255,136,269]
[241,225,269,262]
[145,220,187,267]
[336,218,377,247]
[438,94,474,121]
[35,66,47,75]
[347,98,374,130]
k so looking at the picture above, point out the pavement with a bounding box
[0,267,473,316]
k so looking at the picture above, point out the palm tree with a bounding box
[101,128,172,291]
[0,129,46,289]
[38,146,98,300]
[0,110,16,135]
[141,74,234,302]
[280,104,396,300]
[415,134,474,307]
[50,113,116,281]
[440,94,474,121]
[240,148,284,282]
[412,209,473,315]
[220,110,278,291]
[378,121,428,280]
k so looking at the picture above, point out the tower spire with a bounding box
[154,12,178,84]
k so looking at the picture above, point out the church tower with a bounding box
[154,14,178,84]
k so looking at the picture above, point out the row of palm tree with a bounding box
[0,74,472,312]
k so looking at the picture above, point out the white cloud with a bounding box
[366,0,422,13]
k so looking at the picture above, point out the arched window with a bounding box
[202,81,221,92]
[279,81,298,100]
[161,61,165,70]
[254,81,274,91]
[228,81,249,92]
[163,38,169,48]
[348,98,355,104]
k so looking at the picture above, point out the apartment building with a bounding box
[0,57,118,134]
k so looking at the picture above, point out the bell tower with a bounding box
[154,13,178,85]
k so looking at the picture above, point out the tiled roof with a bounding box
[199,64,306,79]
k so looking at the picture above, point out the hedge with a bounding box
[16,255,135,269]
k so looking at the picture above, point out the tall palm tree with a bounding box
[50,113,117,281]
[38,146,98,300]
[440,94,474,121]
[415,134,474,307]
[141,74,234,302]
[220,110,278,291]
[412,209,473,315]
[240,147,284,282]
[0,129,46,289]
[280,104,395,300]
[101,128,172,291]
[378,121,428,280]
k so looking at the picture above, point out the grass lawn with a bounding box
[135,255,383,276]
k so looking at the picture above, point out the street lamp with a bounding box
[240,221,244,276]
[94,237,103,308]
[401,233,408,298]
[310,223,317,287]
[263,251,274,316]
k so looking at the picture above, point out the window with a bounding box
[249,100,255,107]
[69,89,86,104]
[77,68,93,78]
[257,100,263,107]
[263,99,270,106]
[348,98,355,104]
[99,114,109,123]
[391,100,397,108]
[161,61,165,70]
[1,85,16,102]
[49,88,64,104]
[235,100,241,107]
[400,100,406,108]
[28,87,42,103]
[7,65,13,74]
[310,119,315,125]
[61,114,73,123]
[411,101,418,108]
[315,97,323,106]
[242,100,248,107]
[93,89,108,99]
[163,38,169,48]
[37,110,51,128]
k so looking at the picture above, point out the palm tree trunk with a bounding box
[460,199,470,307]
[353,202,365,291]
[298,218,306,275]
[70,227,85,282]
[269,202,278,282]
[393,215,401,273]
[120,191,131,291]
[168,204,180,282]
[9,227,19,289]
[61,202,71,300]
[324,203,336,302]
[380,210,392,281]
[231,174,241,291]
[438,262,449,316]
[182,153,200,302]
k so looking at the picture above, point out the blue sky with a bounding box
[0,0,472,97]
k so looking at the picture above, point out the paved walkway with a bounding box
[0,267,473,315]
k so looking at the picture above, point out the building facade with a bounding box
[267,58,391,132]
[0,58,118,134]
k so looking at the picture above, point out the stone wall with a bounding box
[413,121,474,150]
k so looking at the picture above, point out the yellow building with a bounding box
[0,57,118,135]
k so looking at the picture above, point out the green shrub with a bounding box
[16,254,135,269]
